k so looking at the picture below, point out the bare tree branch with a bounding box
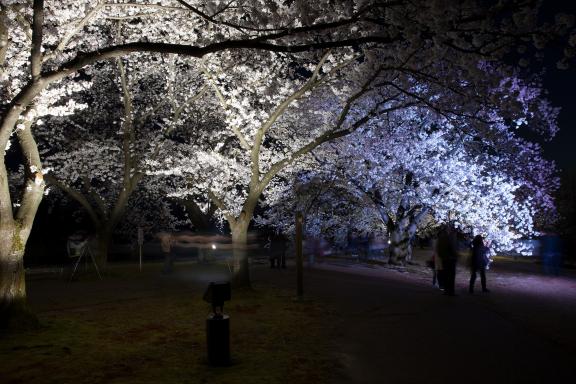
[30,0,44,79]
[201,63,252,151]
[40,34,399,85]
[80,176,108,219]
[250,50,333,184]
[207,189,234,224]
[45,174,99,226]
[43,2,104,62]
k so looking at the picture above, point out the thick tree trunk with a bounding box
[389,216,411,265]
[389,229,408,264]
[93,227,112,270]
[0,160,44,329]
[0,225,38,329]
[389,209,428,265]
[230,218,250,288]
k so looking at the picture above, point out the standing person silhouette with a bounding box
[436,225,458,296]
[540,231,562,276]
[157,232,174,274]
[469,235,490,293]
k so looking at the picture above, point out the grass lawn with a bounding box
[0,264,341,384]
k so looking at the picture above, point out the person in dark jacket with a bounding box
[540,232,561,276]
[270,233,287,268]
[436,225,458,296]
[469,235,490,293]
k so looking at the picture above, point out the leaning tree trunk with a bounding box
[0,120,45,328]
[230,216,251,288]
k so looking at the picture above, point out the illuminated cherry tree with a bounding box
[0,0,411,318]
[1,0,572,323]
[148,48,413,285]
[39,51,211,266]
[149,40,567,283]
[261,102,557,264]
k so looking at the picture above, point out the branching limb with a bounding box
[116,57,135,187]
[250,50,333,184]
[80,176,108,220]
[201,63,251,151]
[44,174,99,226]
[144,84,211,164]
[175,0,250,36]
[250,51,360,188]
[173,84,209,123]
[261,98,416,190]
[13,113,44,229]
[207,189,234,224]
[39,34,401,86]
[43,2,104,63]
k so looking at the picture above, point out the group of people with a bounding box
[431,226,491,296]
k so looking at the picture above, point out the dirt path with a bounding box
[252,260,576,383]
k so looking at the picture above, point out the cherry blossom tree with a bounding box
[155,48,557,280]
[1,0,572,323]
[148,48,412,285]
[39,50,211,267]
[255,170,384,253]
[0,0,415,319]
[262,102,557,264]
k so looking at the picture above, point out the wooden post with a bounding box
[296,211,303,298]
[137,227,144,271]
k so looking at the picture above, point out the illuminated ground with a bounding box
[2,252,575,383]
[0,263,340,384]
[253,253,576,383]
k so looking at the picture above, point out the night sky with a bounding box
[540,1,576,173]
[542,65,576,172]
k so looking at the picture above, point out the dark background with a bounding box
[539,1,576,172]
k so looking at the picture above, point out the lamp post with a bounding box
[296,211,303,299]
[203,281,231,366]
[137,227,143,271]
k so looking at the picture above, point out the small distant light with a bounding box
[212,244,217,250]
[387,240,391,245]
